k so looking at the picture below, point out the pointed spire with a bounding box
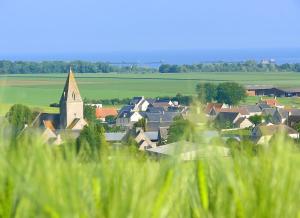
[60,67,82,103]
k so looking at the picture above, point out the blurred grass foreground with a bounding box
[0,125,299,218]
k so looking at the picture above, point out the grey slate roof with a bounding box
[241,105,262,113]
[145,112,180,122]
[105,132,126,142]
[277,109,289,119]
[146,121,172,132]
[130,97,143,105]
[145,131,159,141]
[119,105,134,114]
[215,112,240,123]
[257,103,272,110]
[118,111,132,118]
[146,107,165,113]
[262,108,276,116]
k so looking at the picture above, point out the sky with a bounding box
[0,0,300,55]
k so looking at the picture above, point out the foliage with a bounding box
[167,117,196,143]
[133,118,146,131]
[249,115,263,126]
[105,115,116,124]
[84,98,131,106]
[159,61,300,73]
[0,129,299,217]
[196,83,217,103]
[196,82,246,106]
[216,82,246,105]
[0,60,157,74]
[84,105,97,123]
[76,123,107,158]
[5,104,33,136]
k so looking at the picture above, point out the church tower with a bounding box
[59,68,84,129]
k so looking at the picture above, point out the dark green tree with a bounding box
[6,104,33,136]
[196,83,217,103]
[84,105,96,123]
[249,115,262,126]
[105,115,116,124]
[76,123,107,158]
[167,117,196,143]
[216,82,246,106]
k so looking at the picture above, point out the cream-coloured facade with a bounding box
[59,68,87,129]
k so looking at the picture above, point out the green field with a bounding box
[1,72,300,114]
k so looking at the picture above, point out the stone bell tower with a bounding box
[59,67,84,129]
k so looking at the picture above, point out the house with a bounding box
[215,112,253,129]
[85,103,103,108]
[116,111,143,128]
[259,97,280,107]
[240,105,262,117]
[215,112,241,129]
[146,141,230,160]
[286,109,300,127]
[144,111,180,131]
[257,102,272,110]
[96,107,118,122]
[219,108,250,117]
[252,124,299,144]
[261,108,289,124]
[105,132,127,143]
[272,108,289,124]
[234,117,254,129]
[134,128,157,150]
[205,103,228,116]
[245,85,275,96]
[149,99,175,109]
[130,96,149,112]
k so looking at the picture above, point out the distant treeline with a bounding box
[0,60,157,74]
[159,61,300,73]
[2,60,300,74]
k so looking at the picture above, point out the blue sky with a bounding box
[0,0,299,54]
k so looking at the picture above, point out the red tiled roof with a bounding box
[261,98,278,107]
[43,120,56,132]
[96,108,118,119]
[205,103,224,113]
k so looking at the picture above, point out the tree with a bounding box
[216,82,246,106]
[133,118,146,131]
[84,105,96,123]
[76,123,107,158]
[249,115,262,126]
[196,83,217,103]
[167,117,196,143]
[105,115,116,124]
[6,104,33,136]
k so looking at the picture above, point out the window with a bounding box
[72,92,76,100]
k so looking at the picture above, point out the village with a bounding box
[14,68,299,160]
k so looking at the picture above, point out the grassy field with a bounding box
[1,72,300,114]
[0,130,299,217]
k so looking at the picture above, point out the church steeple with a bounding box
[59,67,84,129]
[60,67,82,103]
